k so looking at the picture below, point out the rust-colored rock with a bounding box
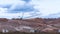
[0,18,8,22]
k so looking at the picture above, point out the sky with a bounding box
[0,0,60,19]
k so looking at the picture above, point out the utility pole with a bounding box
[20,12,24,20]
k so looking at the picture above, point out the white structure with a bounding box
[15,26,35,32]
[30,29,35,32]
[2,29,9,33]
[58,29,60,32]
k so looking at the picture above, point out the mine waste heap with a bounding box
[0,18,60,34]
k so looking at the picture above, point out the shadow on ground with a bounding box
[0,31,60,34]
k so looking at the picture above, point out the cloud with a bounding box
[31,0,60,18]
[44,13,60,18]
[22,0,31,2]
[0,5,11,9]
[40,0,60,16]
[0,0,37,19]
[8,3,34,13]
[0,0,34,13]
[0,7,40,19]
[0,0,60,19]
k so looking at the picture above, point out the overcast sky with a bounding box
[0,0,60,19]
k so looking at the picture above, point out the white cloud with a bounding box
[0,0,60,19]
[40,0,60,16]
[9,1,26,11]
[0,0,38,19]
[0,7,40,19]
[30,0,60,18]
[0,0,27,18]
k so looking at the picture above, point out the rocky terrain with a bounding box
[0,18,60,33]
